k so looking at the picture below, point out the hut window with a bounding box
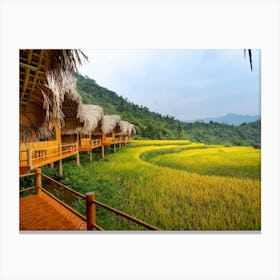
[106,133,112,137]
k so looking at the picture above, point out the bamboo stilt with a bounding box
[76,152,80,166]
[101,145,104,159]
[58,160,63,176]
[27,144,33,169]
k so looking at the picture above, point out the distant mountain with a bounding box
[186,113,261,126]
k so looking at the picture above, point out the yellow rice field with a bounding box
[82,140,261,230]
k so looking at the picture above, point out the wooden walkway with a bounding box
[20,192,87,230]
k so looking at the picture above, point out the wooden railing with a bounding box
[79,138,102,150]
[20,170,159,231]
[91,139,102,147]
[20,142,78,169]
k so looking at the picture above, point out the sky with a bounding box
[78,49,260,121]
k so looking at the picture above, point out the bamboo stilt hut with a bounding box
[118,120,136,143]
[78,104,104,152]
[102,115,121,147]
[19,49,87,174]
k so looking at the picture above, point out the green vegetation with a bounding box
[42,141,261,230]
[75,72,261,146]
[184,120,261,146]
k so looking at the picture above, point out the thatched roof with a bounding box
[119,120,136,136]
[119,120,130,135]
[128,123,136,136]
[20,49,87,141]
[102,115,121,134]
[53,75,85,136]
[79,104,104,134]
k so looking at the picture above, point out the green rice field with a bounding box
[43,140,261,231]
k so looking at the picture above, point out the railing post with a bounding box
[35,168,42,194]
[86,192,96,230]
[27,144,33,169]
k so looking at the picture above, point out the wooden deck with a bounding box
[20,192,87,230]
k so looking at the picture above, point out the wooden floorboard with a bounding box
[20,192,87,230]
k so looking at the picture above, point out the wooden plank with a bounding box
[20,192,87,230]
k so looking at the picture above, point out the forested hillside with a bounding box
[74,72,261,146]
[184,120,261,146]
[75,72,184,139]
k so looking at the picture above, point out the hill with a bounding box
[187,113,260,125]
[184,120,261,146]
[74,72,261,146]
[74,72,184,139]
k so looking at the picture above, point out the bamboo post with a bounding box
[58,160,63,176]
[101,145,104,159]
[101,138,105,159]
[89,134,93,161]
[76,152,80,166]
[75,139,80,166]
[35,168,42,194]
[50,162,54,169]
[27,144,33,169]
[86,192,96,230]
[114,144,116,153]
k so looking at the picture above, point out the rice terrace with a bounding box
[19,49,261,231]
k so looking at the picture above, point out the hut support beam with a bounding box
[89,150,93,161]
[76,152,80,166]
[27,144,33,169]
[50,163,54,169]
[58,160,63,176]
[114,144,116,153]
[101,145,104,159]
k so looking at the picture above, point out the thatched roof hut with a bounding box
[128,123,136,136]
[119,120,130,135]
[119,120,136,136]
[20,49,87,141]
[102,115,121,135]
[78,104,104,135]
